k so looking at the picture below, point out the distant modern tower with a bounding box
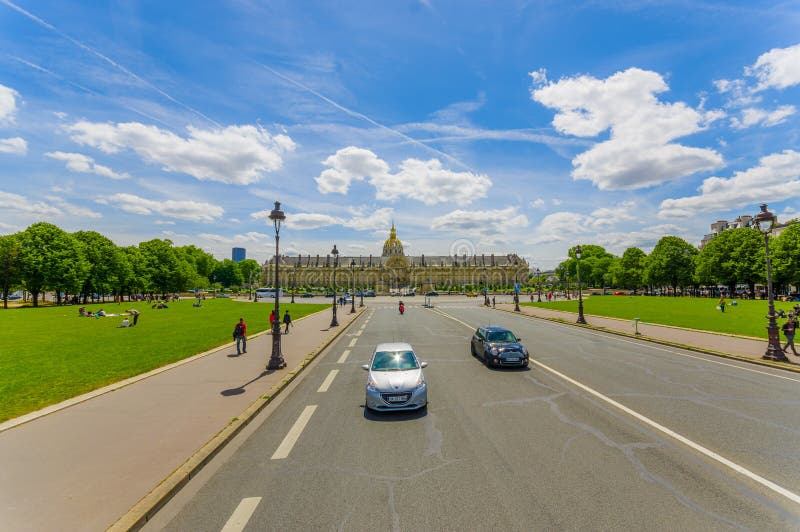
[232,247,246,262]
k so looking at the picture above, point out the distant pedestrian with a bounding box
[283,310,292,333]
[269,309,276,328]
[128,309,140,326]
[783,314,798,355]
[233,317,247,354]
[492,296,496,308]
[718,296,726,313]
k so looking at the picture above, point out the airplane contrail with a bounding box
[1,0,221,128]
[10,56,177,130]
[258,62,472,171]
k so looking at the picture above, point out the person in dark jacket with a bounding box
[283,310,292,333]
[234,318,247,354]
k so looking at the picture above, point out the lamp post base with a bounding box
[268,327,286,370]
[763,322,788,362]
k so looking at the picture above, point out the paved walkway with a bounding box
[500,303,800,368]
[0,306,362,532]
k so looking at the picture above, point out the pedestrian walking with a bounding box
[782,314,798,355]
[269,309,276,328]
[718,296,726,313]
[492,296,496,308]
[233,318,247,354]
[283,310,292,333]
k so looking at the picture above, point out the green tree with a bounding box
[772,222,800,290]
[19,222,88,306]
[615,247,647,294]
[212,259,244,288]
[138,239,193,294]
[645,236,698,296]
[238,259,261,288]
[695,228,764,295]
[73,230,119,303]
[0,232,23,309]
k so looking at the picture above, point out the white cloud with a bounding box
[253,206,394,232]
[0,190,61,216]
[68,121,295,185]
[42,195,102,219]
[730,105,796,129]
[530,202,639,244]
[315,147,491,204]
[101,193,224,222]
[344,207,393,231]
[530,198,545,208]
[45,151,129,179]
[0,137,27,155]
[288,213,343,230]
[0,84,20,124]
[198,231,270,244]
[529,68,548,87]
[315,146,389,194]
[531,68,724,190]
[430,207,528,236]
[747,43,800,91]
[658,150,800,218]
[154,220,175,225]
[372,158,491,205]
[552,198,562,206]
[594,224,685,252]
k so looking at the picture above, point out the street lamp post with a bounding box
[754,204,788,362]
[248,270,255,300]
[267,201,286,370]
[290,265,296,304]
[576,245,587,324]
[536,268,542,302]
[330,245,339,327]
[349,260,356,314]
[359,266,365,307]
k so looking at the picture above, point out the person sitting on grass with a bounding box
[119,317,130,328]
[78,307,88,317]
[96,309,107,317]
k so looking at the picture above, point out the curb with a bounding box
[108,307,367,532]
[496,307,800,374]
[0,310,320,434]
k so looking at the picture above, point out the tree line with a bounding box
[0,222,262,308]
[551,224,800,296]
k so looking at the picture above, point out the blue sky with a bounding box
[1,0,799,269]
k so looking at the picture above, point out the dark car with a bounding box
[365,290,376,297]
[324,292,334,298]
[426,291,439,296]
[301,292,314,298]
[470,326,529,368]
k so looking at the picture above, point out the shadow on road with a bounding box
[220,369,274,396]
[361,406,428,421]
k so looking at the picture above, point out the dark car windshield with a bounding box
[487,331,517,343]
[371,351,419,371]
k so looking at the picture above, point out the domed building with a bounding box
[264,224,529,294]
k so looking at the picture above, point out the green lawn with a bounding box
[0,298,328,423]
[522,296,797,339]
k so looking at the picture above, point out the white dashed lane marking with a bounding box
[271,405,317,460]
[348,338,358,347]
[317,370,339,392]
[221,497,261,532]
[337,350,351,364]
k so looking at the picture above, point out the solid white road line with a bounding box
[337,349,351,364]
[317,370,339,392]
[432,307,800,506]
[353,330,362,337]
[271,405,317,460]
[348,338,358,347]
[221,497,261,532]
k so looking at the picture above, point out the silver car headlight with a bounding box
[415,375,426,389]
[489,346,499,355]
[367,377,379,392]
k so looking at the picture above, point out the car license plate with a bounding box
[388,395,408,402]
[505,357,519,362]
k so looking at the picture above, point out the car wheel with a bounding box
[485,355,492,368]
[470,343,476,357]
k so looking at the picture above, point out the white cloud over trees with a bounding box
[46,151,129,179]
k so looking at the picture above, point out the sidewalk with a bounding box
[501,303,800,370]
[0,306,363,532]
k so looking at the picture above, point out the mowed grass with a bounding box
[0,298,328,423]
[523,296,798,339]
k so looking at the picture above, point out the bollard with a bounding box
[633,318,641,335]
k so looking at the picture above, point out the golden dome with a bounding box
[382,223,404,257]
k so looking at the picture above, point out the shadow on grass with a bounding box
[220,369,274,396]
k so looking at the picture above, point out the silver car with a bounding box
[362,342,428,411]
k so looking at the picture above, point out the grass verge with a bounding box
[0,298,327,423]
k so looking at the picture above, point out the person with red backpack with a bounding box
[233,318,247,354]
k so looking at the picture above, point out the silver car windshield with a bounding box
[371,351,418,371]
[487,331,517,343]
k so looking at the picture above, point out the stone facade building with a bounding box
[263,224,529,294]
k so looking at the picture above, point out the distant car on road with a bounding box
[425,291,439,296]
[301,292,314,298]
[362,342,428,412]
[471,326,529,368]
[466,292,478,297]
[403,291,416,297]
[216,293,229,298]
[324,292,334,298]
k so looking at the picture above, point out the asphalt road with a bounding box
[152,301,800,531]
